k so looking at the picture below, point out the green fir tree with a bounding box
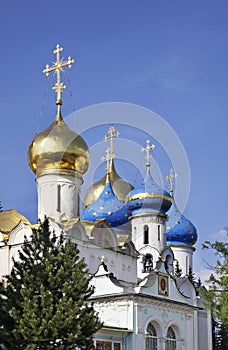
[1,218,102,349]
[188,266,196,284]
[212,318,228,350]
[0,281,14,349]
[174,260,183,277]
[201,240,228,326]
[200,239,228,349]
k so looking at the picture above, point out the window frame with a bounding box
[165,326,177,350]
[145,322,158,350]
[94,339,121,350]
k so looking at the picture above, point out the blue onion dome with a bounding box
[125,140,172,216]
[166,200,198,246]
[83,124,133,227]
[82,158,133,210]
[82,172,131,227]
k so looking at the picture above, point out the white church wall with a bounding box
[0,246,9,278]
[37,171,82,221]
[197,309,213,350]
[94,299,134,331]
[78,242,137,283]
[139,299,193,350]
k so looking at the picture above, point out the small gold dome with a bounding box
[28,112,90,175]
[83,159,133,210]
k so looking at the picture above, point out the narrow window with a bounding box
[158,225,160,241]
[57,184,61,212]
[144,225,149,244]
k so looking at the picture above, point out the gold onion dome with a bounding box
[28,112,90,175]
[27,44,90,176]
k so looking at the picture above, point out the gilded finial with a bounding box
[165,168,177,196]
[142,139,155,173]
[43,44,74,120]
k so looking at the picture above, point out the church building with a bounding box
[0,45,212,350]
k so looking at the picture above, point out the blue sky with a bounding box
[0,0,227,280]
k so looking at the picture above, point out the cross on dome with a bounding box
[165,168,177,196]
[43,44,74,108]
[102,125,120,173]
[103,125,120,158]
[141,139,155,172]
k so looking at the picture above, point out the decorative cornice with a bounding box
[167,243,196,251]
[130,212,167,219]
[126,192,172,203]
[90,292,198,312]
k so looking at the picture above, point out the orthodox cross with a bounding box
[142,139,155,172]
[103,124,120,161]
[43,44,74,106]
[165,168,177,196]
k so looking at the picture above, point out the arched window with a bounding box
[144,254,153,272]
[144,225,149,244]
[165,326,176,350]
[146,323,158,350]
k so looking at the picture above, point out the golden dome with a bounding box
[0,209,30,234]
[28,111,90,175]
[82,158,133,210]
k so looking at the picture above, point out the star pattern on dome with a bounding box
[126,140,172,215]
[166,200,197,246]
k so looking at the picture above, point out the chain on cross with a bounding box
[165,168,177,196]
[142,139,155,171]
[43,44,74,106]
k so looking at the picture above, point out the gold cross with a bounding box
[165,168,177,196]
[43,44,74,106]
[103,124,120,159]
[142,139,155,171]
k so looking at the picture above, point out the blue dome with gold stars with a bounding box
[125,140,172,216]
[125,171,172,215]
[166,200,197,246]
[82,173,131,227]
[82,124,133,227]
